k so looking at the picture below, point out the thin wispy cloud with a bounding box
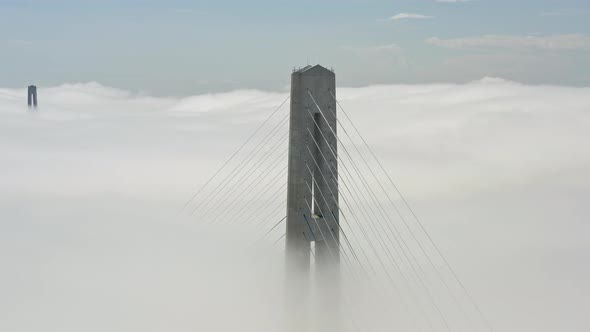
[539,8,590,17]
[6,39,34,46]
[427,34,590,51]
[435,0,472,2]
[390,13,433,20]
[169,8,210,15]
[342,43,402,55]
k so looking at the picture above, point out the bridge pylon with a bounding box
[28,85,38,108]
[285,65,340,331]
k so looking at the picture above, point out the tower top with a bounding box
[293,64,334,75]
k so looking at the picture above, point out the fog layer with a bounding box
[1,80,589,331]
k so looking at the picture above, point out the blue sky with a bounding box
[1,0,590,94]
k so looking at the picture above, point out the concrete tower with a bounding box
[27,85,38,107]
[285,65,339,331]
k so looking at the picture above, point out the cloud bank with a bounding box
[1,80,589,331]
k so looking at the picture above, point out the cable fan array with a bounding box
[183,93,492,332]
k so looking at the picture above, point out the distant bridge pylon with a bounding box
[28,85,38,108]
